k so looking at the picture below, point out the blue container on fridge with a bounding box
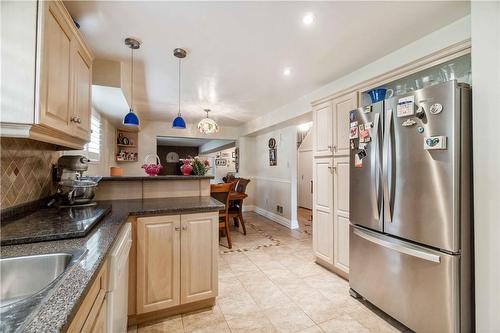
[367,88,394,103]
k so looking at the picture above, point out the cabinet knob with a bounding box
[182,226,187,231]
[175,227,181,231]
[71,116,78,123]
[76,117,81,124]
[333,145,337,152]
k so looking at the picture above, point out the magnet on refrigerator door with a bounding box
[363,105,372,113]
[350,126,359,139]
[355,154,363,168]
[350,111,355,121]
[397,96,415,117]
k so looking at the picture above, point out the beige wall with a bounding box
[471,1,500,331]
[244,125,298,227]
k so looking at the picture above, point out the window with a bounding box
[85,111,101,161]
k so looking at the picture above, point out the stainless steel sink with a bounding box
[0,250,86,308]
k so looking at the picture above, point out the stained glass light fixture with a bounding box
[123,38,140,126]
[172,48,187,129]
[197,109,219,134]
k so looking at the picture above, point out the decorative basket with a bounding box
[142,154,162,176]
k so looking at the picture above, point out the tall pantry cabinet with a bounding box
[312,91,357,279]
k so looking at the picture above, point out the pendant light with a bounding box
[123,38,140,126]
[172,48,187,129]
[198,109,219,134]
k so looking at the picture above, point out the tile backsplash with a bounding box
[0,138,60,210]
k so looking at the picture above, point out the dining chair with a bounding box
[210,182,236,248]
[228,178,250,235]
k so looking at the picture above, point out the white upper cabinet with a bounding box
[313,101,333,157]
[0,0,94,149]
[332,92,358,157]
[313,92,358,158]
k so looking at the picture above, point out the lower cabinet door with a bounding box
[89,298,107,333]
[333,156,350,276]
[313,158,334,265]
[180,212,218,304]
[136,215,181,313]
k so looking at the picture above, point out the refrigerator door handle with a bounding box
[371,113,381,219]
[383,108,393,223]
[353,227,441,263]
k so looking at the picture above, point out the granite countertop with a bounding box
[0,196,224,333]
[100,175,214,181]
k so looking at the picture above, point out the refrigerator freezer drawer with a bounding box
[349,225,462,333]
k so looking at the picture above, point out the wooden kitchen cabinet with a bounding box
[180,213,218,304]
[136,215,181,314]
[71,41,93,140]
[67,260,108,333]
[132,212,218,321]
[0,0,93,149]
[38,0,73,135]
[333,156,350,277]
[313,157,334,265]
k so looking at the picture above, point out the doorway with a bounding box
[297,122,313,229]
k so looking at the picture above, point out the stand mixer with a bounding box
[53,155,100,206]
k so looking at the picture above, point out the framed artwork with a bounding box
[215,159,227,166]
[269,148,277,166]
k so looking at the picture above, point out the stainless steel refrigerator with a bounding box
[349,80,473,333]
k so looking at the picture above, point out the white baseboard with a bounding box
[242,205,256,212]
[242,205,298,230]
[253,206,293,229]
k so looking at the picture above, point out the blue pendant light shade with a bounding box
[172,115,186,129]
[123,109,139,126]
[123,38,140,127]
[172,48,186,129]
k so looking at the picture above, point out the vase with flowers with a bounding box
[180,159,193,176]
[180,156,210,176]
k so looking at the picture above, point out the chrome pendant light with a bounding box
[123,38,141,126]
[198,109,219,134]
[172,48,187,129]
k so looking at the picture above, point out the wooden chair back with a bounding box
[235,178,250,193]
[210,182,235,215]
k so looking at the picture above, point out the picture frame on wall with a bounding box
[215,159,227,166]
[269,148,277,166]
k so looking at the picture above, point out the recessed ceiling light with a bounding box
[302,13,315,26]
[283,67,292,76]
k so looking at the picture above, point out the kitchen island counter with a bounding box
[0,196,223,333]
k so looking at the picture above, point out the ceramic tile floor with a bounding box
[129,211,410,333]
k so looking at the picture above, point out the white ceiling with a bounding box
[65,1,469,127]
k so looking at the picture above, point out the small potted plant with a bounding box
[191,156,210,176]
